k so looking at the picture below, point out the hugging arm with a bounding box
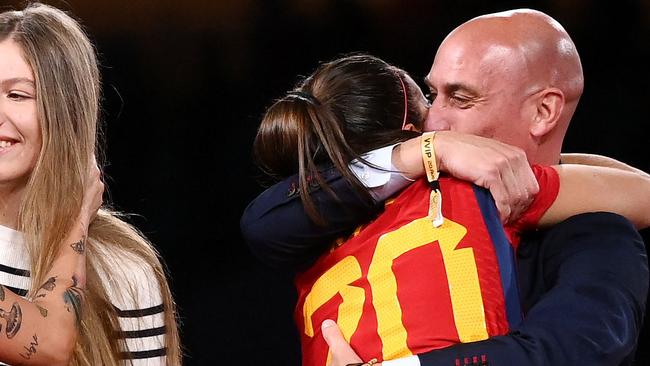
[538,164,650,229]
[561,153,650,177]
[241,132,537,271]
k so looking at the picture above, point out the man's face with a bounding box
[423,36,534,150]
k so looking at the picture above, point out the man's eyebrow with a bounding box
[0,77,35,88]
[446,82,480,96]
[422,79,480,96]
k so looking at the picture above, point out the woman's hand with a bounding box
[395,131,539,224]
[79,156,104,228]
[435,131,539,224]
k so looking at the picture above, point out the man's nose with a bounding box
[423,105,450,132]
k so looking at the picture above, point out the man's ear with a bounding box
[530,88,564,137]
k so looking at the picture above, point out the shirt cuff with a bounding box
[349,144,414,202]
[382,355,421,366]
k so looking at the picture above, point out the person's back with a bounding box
[295,166,560,365]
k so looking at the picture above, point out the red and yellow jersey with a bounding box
[294,165,559,366]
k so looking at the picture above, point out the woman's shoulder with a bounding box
[91,243,165,311]
[92,243,169,363]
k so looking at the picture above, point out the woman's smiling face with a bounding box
[0,38,42,189]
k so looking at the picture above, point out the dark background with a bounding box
[3,0,649,364]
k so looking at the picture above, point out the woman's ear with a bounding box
[402,122,419,132]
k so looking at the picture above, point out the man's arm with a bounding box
[324,212,648,366]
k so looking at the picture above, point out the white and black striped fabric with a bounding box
[0,225,168,365]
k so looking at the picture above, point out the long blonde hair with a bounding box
[0,3,181,365]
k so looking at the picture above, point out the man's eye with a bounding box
[450,95,471,105]
[425,92,437,102]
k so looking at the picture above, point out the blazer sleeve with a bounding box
[240,167,382,272]
[415,212,648,366]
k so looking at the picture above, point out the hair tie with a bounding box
[286,91,321,106]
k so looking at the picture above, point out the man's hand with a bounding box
[322,319,382,366]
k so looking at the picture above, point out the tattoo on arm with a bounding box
[18,334,38,360]
[63,275,84,326]
[35,304,48,318]
[34,276,57,299]
[0,285,4,301]
[70,238,85,254]
[0,302,22,338]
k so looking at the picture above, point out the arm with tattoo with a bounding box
[0,161,103,365]
[0,226,87,365]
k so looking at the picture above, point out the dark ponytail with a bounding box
[254,53,423,223]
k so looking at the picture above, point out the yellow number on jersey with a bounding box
[303,216,488,362]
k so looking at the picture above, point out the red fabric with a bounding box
[505,165,560,247]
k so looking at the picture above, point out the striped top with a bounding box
[0,224,167,365]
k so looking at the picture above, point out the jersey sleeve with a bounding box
[506,165,560,243]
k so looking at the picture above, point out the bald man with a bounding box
[242,8,648,366]
[423,9,583,165]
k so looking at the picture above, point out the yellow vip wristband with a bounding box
[420,131,439,182]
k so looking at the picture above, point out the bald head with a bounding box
[425,9,583,164]
[457,9,584,102]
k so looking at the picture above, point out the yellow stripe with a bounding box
[438,227,489,342]
[368,217,487,359]
[303,256,364,339]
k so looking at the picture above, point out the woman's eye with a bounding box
[7,92,30,100]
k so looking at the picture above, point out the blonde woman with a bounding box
[0,3,181,366]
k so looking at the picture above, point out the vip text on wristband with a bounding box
[420,131,439,182]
